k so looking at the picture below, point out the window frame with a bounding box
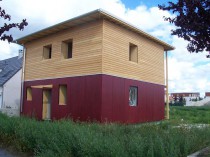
[26,87,32,101]
[43,44,52,59]
[62,39,73,59]
[129,86,138,106]
[59,84,67,105]
[129,43,138,63]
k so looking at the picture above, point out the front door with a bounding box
[42,89,51,120]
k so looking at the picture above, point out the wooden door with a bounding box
[42,89,51,120]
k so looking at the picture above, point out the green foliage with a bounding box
[0,107,210,157]
[158,0,210,53]
[170,106,210,124]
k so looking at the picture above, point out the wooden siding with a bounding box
[24,21,103,81]
[24,19,165,85]
[102,20,165,85]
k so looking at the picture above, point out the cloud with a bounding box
[0,41,22,59]
[168,36,210,96]
[0,0,173,58]
[0,0,209,96]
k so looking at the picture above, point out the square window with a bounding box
[59,85,67,105]
[43,45,52,59]
[129,86,138,106]
[129,43,138,63]
[26,87,32,101]
[62,40,72,59]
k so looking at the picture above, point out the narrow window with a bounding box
[62,40,72,59]
[59,85,67,105]
[26,87,32,101]
[43,45,52,59]
[129,43,138,63]
[129,86,138,106]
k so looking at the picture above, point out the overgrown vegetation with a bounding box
[0,106,210,157]
[170,106,210,124]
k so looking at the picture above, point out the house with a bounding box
[170,92,200,106]
[0,51,23,116]
[16,9,174,123]
[205,92,210,97]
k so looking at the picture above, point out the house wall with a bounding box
[24,20,103,81]
[102,20,165,85]
[1,70,22,110]
[22,74,164,123]
[23,75,102,121]
[22,19,166,123]
[101,75,165,123]
[0,87,2,108]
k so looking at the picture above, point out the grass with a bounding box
[170,106,210,124]
[0,106,210,157]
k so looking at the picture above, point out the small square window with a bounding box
[129,43,138,63]
[26,87,32,101]
[43,45,52,59]
[129,86,138,106]
[62,40,72,59]
[59,85,67,105]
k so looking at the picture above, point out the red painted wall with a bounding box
[101,75,165,123]
[206,92,210,97]
[22,74,165,123]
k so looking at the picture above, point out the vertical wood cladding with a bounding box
[22,75,164,123]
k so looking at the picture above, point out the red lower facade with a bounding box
[22,74,165,123]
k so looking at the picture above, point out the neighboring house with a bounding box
[0,52,23,116]
[170,92,200,106]
[16,10,174,123]
[205,92,210,97]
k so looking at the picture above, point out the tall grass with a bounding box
[170,106,210,124]
[0,107,210,157]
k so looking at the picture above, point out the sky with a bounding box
[0,0,209,96]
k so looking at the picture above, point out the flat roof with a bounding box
[15,9,175,51]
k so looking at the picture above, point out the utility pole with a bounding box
[166,51,169,120]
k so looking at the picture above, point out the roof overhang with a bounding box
[15,9,175,51]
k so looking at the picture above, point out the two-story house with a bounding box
[16,10,174,123]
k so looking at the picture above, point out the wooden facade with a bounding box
[24,21,103,81]
[17,10,174,123]
[102,20,165,85]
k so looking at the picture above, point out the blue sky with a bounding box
[0,0,209,96]
[121,0,177,9]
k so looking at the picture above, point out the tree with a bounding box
[0,0,28,42]
[158,0,210,53]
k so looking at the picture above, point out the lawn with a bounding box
[0,106,210,157]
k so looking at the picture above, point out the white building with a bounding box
[0,52,23,116]
[170,92,200,106]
